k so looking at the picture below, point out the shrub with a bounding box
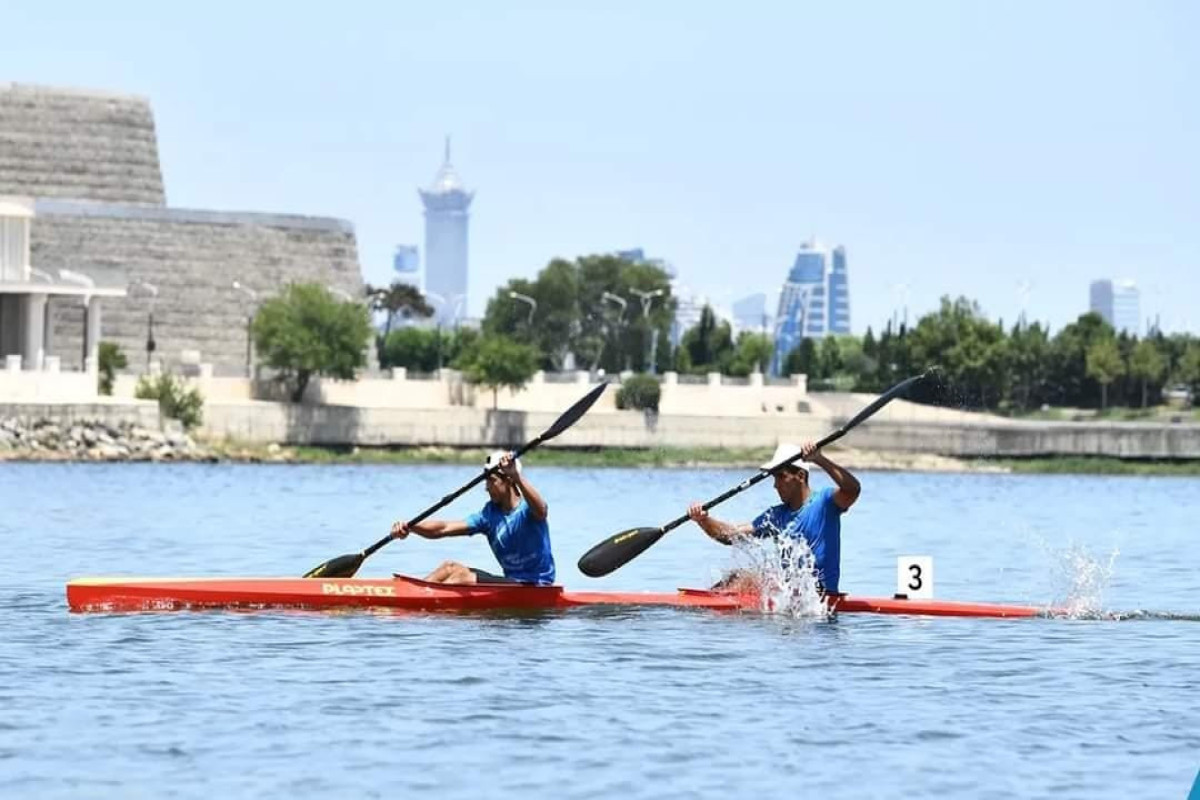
[616,373,661,412]
[98,341,127,395]
[135,374,204,430]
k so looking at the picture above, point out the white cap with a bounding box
[485,450,521,473]
[759,443,812,474]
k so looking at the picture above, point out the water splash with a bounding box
[1045,541,1120,619]
[724,531,831,620]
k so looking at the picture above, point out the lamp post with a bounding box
[232,280,257,378]
[129,280,159,372]
[629,288,665,374]
[600,291,629,371]
[507,290,537,325]
[423,290,447,371]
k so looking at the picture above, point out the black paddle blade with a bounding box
[577,527,667,577]
[540,381,608,443]
[303,552,364,579]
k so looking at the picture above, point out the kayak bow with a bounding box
[66,575,1045,618]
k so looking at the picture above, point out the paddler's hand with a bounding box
[390,521,410,540]
[687,502,709,523]
[801,441,823,462]
[496,452,519,480]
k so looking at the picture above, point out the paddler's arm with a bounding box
[501,453,547,520]
[803,442,861,511]
[687,502,753,545]
[390,519,474,540]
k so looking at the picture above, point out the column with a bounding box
[23,293,47,370]
[84,297,101,378]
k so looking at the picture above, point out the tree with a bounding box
[379,327,440,372]
[1086,338,1124,410]
[678,305,733,373]
[725,332,773,377]
[1007,321,1052,412]
[252,283,373,402]
[455,335,540,409]
[366,281,434,339]
[1050,312,1114,407]
[1175,343,1200,396]
[1128,339,1166,408]
[907,297,1007,408]
[783,338,819,378]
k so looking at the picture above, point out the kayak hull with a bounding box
[66,576,1044,618]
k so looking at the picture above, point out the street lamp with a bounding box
[232,280,258,378]
[507,290,537,325]
[600,292,629,371]
[629,288,665,374]
[60,270,96,369]
[129,279,159,372]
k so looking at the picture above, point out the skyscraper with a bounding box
[419,138,473,325]
[771,240,852,374]
[828,246,851,335]
[1089,279,1140,335]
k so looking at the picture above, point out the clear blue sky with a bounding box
[5,1,1197,334]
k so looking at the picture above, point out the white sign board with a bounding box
[896,556,934,599]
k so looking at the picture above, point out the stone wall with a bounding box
[0,83,165,205]
[32,201,363,374]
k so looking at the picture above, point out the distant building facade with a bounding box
[771,240,851,374]
[1089,279,1140,335]
[419,139,473,326]
[392,244,420,288]
[732,293,770,336]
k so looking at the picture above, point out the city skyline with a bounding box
[5,3,1197,335]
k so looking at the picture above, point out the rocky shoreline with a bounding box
[0,417,215,462]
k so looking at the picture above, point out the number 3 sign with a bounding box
[896,556,933,599]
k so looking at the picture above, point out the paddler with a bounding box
[685,441,860,594]
[389,450,555,585]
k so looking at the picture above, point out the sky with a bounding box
[4,1,1198,335]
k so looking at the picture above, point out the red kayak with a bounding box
[65,575,1045,618]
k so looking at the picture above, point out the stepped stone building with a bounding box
[0,83,364,383]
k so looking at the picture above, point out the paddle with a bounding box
[576,369,935,577]
[303,380,609,579]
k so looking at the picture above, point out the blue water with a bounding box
[2,463,1199,799]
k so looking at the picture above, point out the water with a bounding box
[2,463,1199,798]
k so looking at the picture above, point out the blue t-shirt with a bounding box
[465,499,556,585]
[751,487,845,593]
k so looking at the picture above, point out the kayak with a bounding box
[66,575,1046,618]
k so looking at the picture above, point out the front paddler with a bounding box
[390,450,555,585]
[685,441,861,594]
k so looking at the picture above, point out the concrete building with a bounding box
[1089,279,1140,335]
[0,83,365,392]
[419,138,473,326]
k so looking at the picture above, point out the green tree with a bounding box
[379,327,440,372]
[678,305,733,373]
[1007,321,1052,411]
[724,332,773,377]
[97,341,127,395]
[1050,312,1114,407]
[783,338,819,379]
[1175,342,1200,396]
[455,335,541,409]
[907,297,1007,408]
[252,283,373,402]
[1128,338,1166,408]
[366,281,434,339]
[1086,338,1124,410]
[135,373,204,430]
